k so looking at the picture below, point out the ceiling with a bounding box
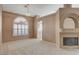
[2,4,79,17]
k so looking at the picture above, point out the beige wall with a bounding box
[0,5,2,44]
[2,11,34,42]
[43,14,56,43]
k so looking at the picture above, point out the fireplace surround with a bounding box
[63,37,78,46]
[55,4,79,48]
[59,15,79,48]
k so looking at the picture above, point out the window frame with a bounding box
[13,17,29,36]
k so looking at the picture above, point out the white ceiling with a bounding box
[2,4,79,17]
[2,4,64,16]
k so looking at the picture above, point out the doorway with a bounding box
[37,21,43,40]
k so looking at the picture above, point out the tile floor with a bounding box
[0,39,79,55]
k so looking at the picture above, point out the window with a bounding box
[13,17,28,36]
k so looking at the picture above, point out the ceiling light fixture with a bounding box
[24,4,32,16]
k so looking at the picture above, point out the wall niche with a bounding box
[63,18,75,29]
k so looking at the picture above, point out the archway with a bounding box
[37,21,43,40]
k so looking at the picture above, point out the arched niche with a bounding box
[63,18,75,29]
[60,13,79,29]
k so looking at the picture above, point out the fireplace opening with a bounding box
[63,37,78,46]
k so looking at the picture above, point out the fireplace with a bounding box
[63,37,78,46]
